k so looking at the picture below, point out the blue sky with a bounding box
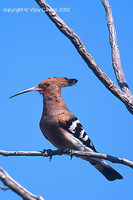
[0,1,133,199]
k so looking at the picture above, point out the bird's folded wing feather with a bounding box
[58,112,97,152]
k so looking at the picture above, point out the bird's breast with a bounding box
[39,116,74,149]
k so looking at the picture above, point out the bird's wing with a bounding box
[58,113,123,181]
[58,112,97,152]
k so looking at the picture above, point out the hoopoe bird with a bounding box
[10,77,123,181]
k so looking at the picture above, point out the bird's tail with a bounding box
[81,156,123,181]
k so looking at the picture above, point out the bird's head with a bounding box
[10,77,78,98]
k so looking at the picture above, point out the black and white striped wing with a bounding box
[59,115,97,152]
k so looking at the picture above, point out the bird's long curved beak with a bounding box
[10,86,41,98]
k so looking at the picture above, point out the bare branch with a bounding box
[34,0,133,114]
[0,150,43,157]
[101,0,131,95]
[0,166,45,200]
[0,149,133,169]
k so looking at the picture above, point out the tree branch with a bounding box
[0,166,45,200]
[34,0,133,114]
[0,149,133,169]
[101,0,130,95]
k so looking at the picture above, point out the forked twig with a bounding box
[34,0,133,114]
[0,166,45,200]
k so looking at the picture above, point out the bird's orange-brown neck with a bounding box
[41,90,67,116]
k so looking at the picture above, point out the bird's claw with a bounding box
[69,149,73,161]
[49,156,52,162]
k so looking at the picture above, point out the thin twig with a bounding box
[0,186,9,191]
[34,0,133,114]
[0,149,133,168]
[101,0,130,95]
[0,166,45,200]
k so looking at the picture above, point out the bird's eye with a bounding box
[45,83,50,87]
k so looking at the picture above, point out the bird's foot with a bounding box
[57,148,73,160]
[42,149,53,161]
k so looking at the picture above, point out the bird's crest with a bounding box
[38,77,78,89]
